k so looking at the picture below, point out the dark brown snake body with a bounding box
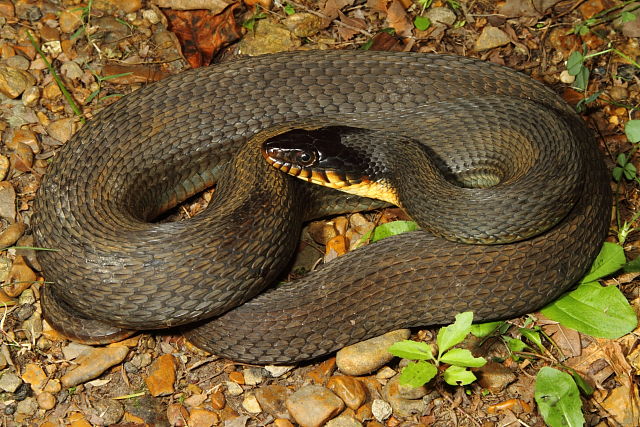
[32,51,611,363]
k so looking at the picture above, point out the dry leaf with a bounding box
[323,0,356,20]
[367,0,388,13]
[386,0,412,37]
[337,10,366,40]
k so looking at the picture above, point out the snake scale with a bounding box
[32,51,611,363]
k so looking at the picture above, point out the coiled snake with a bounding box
[33,51,610,363]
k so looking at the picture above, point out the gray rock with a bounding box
[475,26,511,51]
[88,398,124,425]
[265,365,294,378]
[4,55,29,71]
[15,397,37,416]
[336,329,410,376]
[371,399,392,422]
[62,342,93,360]
[325,414,362,427]
[0,372,22,392]
[476,362,516,392]
[382,374,427,416]
[425,7,456,26]
[242,367,264,386]
[0,182,16,222]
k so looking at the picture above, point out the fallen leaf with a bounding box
[337,10,366,40]
[323,0,356,20]
[386,0,412,37]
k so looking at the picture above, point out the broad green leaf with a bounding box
[625,120,640,143]
[505,337,528,353]
[612,166,624,182]
[388,340,434,361]
[398,361,438,387]
[437,311,473,357]
[443,365,477,386]
[470,321,504,337]
[623,256,640,273]
[624,162,637,179]
[535,367,584,427]
[580,242,625,283]
[440,348,486,368]
[573,65,589,91]
[617,152,628,166]
[363,221,420,243]
[566,51,585,76]
[621,11,637,23]
[541,282,637,339]
[570,371,594,396]
[414,16,431,31]
[519,328,545,353]
[283,3,295,15]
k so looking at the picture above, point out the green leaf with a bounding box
[470,321,504,337]
[621,11,637,23]
[505,337,528,353]
[535,367,584,427]
[581,242,625,283]
[362,221,420,243]
[440,348,486,368]
[283,3,295,15]
[520,328,545,353]
[612,166,624,182]
[573,65,590,91]
[414,16,431,31]
[570,371,594,396]
[443,365,477,386]
[617,152,628,167]
[398,361,438,387]
[541,282,637,339]
[566,51,585,76]
[624,162,637,180]
[388,340,434,361]
[437,311,473,357]
[623,256,640,273]
[625,120,640,143]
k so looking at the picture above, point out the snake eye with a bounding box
[295,150,316,166]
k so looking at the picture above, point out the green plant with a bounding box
[243,9,267,31]
[569,0,638,36]
[388,312,487,387]
[86,71,133,104]
[535,367,585,427]
[283,3,295,15]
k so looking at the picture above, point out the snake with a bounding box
[32,50,611,364]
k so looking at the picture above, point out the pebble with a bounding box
[21,363,47,393]
[476,362,517,392]
[242,367,264,385]
[62,342,93,360]
[265,365,295,378]
[210,389,225,409]
[142,9,161,25]
[242,394,262,413]
[284,12,325,37]
[326,375,367,410]
[237,19,300,56]
[144,353,176,396]
[46,117,75,143]
[306,357,336,384]
[0,222,26,247]
[21,86,39,107]
[286,385,345,427]
[0,372,22,392]
[325,414,363,427]
[5,256,36,297]
[188,408,219,427]
[15,396,37,416]
[475,26,511,50]
[336,329,410,376]
[609,86,628,101]
[371,399,392,422]
[381,374,427,417]
[0,155,8,181]
[425,7,456,26]
[0,0,15,18]
[10,128,39,153]
[273,419,295,427]
[36,392,55,410]
[5,55,30,71]
[10,142,34,172]
[60,61,84,80]
[99,0,143,13]
[183,394,207,408]
[166,403,189,426]
[0,182,16,221]
[17,288,34,304]
[254,384,290,419]
[228,370,244,384]
[0,65,35,98]
[61,346,129,387]
[375,366,397,380]
[225,381,243,396]
[59,9,83,33]
[91,398,125,425]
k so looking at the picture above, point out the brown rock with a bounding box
[381,374,427,417]
[40,26,60,42]
[0,65,35,99]
[254,384,291,419]
[0,182,15,221]
[0,222,26,248]
[274,419,295,427]
[10,128,39,153]
[145,353,176,396]
[228,370,244,384]
[68,412,92,427]
[286,385,345,427]
[327,376,367,410]
[47,118,76,143]
[325,414,362,427]
[0,0,15,18]
[21,363,47,392]
[96,0,143,13]
[59,9,84,34]
[4,256,36,297]
[188,408,219,427]
[0,155,9,181]
[36,391,56,410]
[10,142,34,172]
[284,12,325,37]
[306,357,336,385]
[210,389,225,409]
[336,329,410,376]
[475,26,511,51]
[476,362,516,392]
[61,346,129,387]
[167,403,189,426]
